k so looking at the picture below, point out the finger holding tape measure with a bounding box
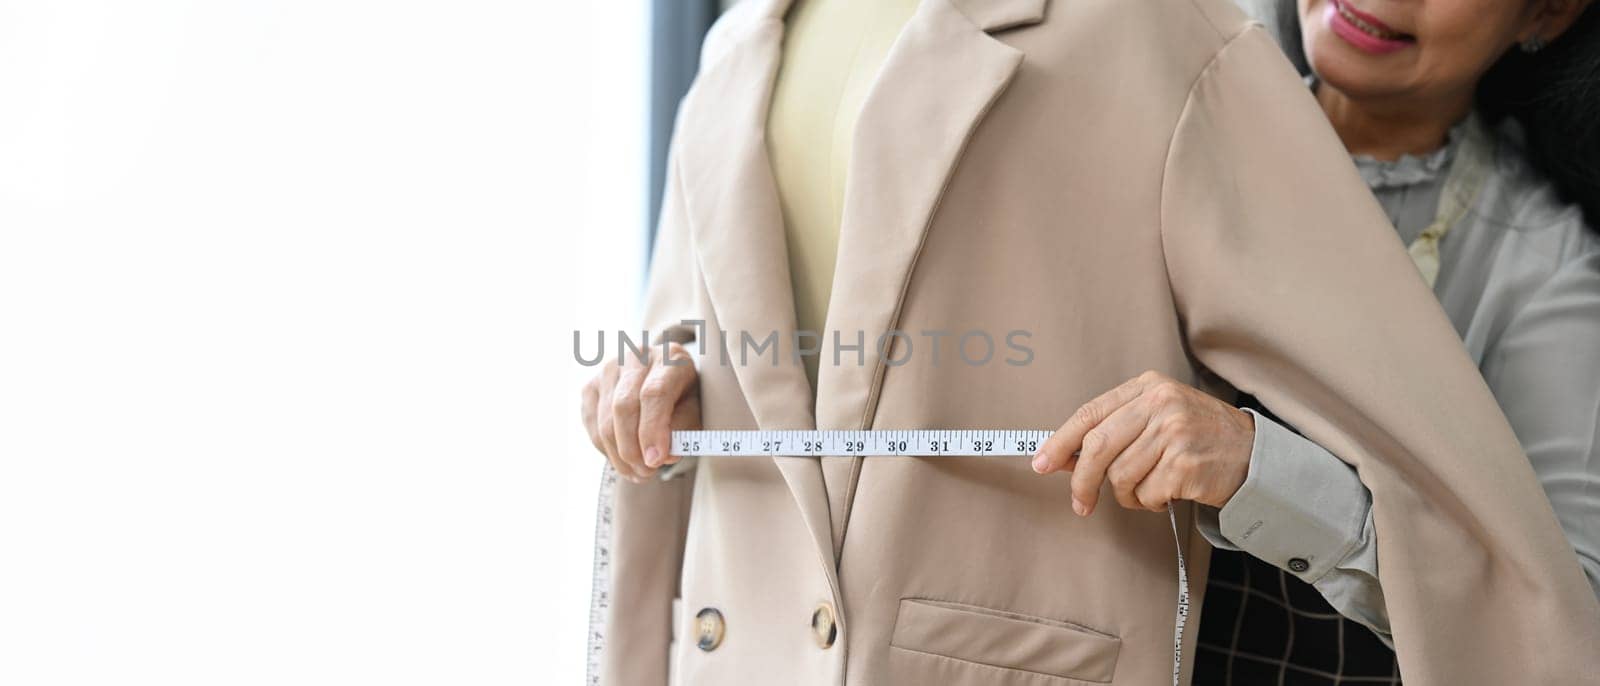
[610,351,652,478]
[637,342,699,469]
[581,341,702,482]
[1033,372,1151,473]
[1033,370,1255,517]
[585,361,636,480]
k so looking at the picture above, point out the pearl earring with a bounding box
[1521,35,1548,53]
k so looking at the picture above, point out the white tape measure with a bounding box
[669,428,1054,457]
[588,430,1191,686]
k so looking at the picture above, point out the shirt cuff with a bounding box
[1204,408,1371,584]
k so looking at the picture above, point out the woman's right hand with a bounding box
[581,341,701,483]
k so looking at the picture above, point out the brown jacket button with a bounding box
[695,607,725,651]
[811,602,837,649]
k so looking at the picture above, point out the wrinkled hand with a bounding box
[1032,371,1254,516]
[580,342,701,483]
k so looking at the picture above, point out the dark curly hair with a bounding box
[1262,0,1600,232]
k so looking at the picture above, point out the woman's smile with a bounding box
[1327,0,1416,54]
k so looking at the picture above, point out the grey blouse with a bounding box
[1197,110,1600,641]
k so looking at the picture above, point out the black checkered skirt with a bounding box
[1193,547,1400,685]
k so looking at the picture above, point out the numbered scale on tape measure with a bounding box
[670,429,1054,457]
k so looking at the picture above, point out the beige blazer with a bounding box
[596,0,1600,683]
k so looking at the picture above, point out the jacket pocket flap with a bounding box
[890,598,1120,683]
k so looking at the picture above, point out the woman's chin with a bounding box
[1304,31,1413,101]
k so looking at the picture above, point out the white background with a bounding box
[0,1,648,683]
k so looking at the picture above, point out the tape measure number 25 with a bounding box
[668,428,1192,686]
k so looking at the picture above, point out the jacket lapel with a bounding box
[815,0,1041,551]
[674,0,841,586]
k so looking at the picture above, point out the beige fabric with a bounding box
[597,0,1600,684]
[889,598,1122,683]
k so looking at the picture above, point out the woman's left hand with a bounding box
[1032,371,1255,517]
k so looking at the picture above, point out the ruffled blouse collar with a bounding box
[1349,121,1468,190]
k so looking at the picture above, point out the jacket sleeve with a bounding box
[594,117,699,686]
[1480,248,1600,598]
[1159,24,1600,685]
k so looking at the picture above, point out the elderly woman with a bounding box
[1029,0,1600,682]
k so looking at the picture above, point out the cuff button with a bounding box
[1287,557,1310,573]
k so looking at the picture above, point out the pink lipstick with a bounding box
[1326,0,1414,55]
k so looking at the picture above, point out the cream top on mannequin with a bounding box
[767,0,920,391]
